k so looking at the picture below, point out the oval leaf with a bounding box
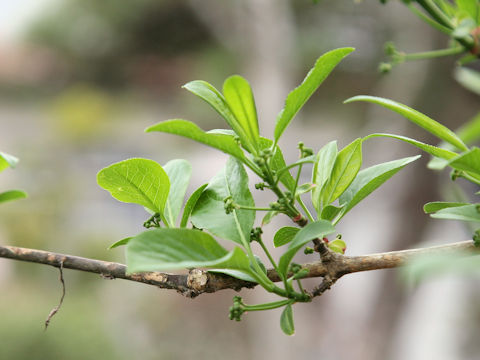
[126,228,253,278]
[345,96,468,151]
[182,80,254,152]
[191,157,255,245]
[97,158,170,215]
[278,220,335,277]
[180,184,208,228]
[0,190,27,204]
[365,133,458,160]
[274,227,300,247]
[447,147,480,176]
[280,304,295,336]
[321,138,362,207]
[223,75,259,149]
[164,159,192,226]
[146,119,245,161]
[337,155,420,221]
[312,140,338,212]
[423,202,469,214]
[430,204,480,222]
[274,47,355,143]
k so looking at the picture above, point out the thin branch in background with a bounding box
[44,259,66,330]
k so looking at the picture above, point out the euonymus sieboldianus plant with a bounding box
[97,47,423,335]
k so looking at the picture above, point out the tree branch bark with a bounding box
[0,240,478,297]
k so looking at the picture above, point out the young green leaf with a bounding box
[163,159,192,226]
[0,152,19,172]
[273,227,300,247]
[280,304,295,336]
[108,237,132,249]
[191,157,255,245]
[456,112,480,146]
[146,119,245,161]
[337,155,420,221]
[312,141,338,212]
[126,228,254,279]
[0,190,27,204]
[328,239,346,254]
[321,138,362,207]
[455,67,480,96]
[262,210,279,226]
[447,147,480,176]
[423,202,469,214]
[278,220,335,277]
[320,204,344,221]
[430,204,480,222]
[180,184,208,228]
[274,47,355,144]
[223,75,260,150]
[345,96,468,151]
[182,80,255,153]
[97,158,170,216]
[364,133,458,160]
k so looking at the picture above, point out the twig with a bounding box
[45,259,66,330]
[0,240,479,297]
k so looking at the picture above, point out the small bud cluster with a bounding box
[143,213,161,228]
[250,227,263,243]
[223,196,239,214]
[229,296,245,321]
[298,142,314,158]
[289,262,309,280]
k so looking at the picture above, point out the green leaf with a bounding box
[97,158,170,216]
[455,67,480,96]
[126,228,254,279]
[365,133,458,160]
[337,155,420,220]
[163,159,192,226]
[430,204,480,222]
[274,227,300,247]
[295,183,316,197]
[0,190,27,204]
[274,47,355,143]
[447,147,480,176]
[328,239,346,254]
[278,220,335,277]
[146,119,245,161]
[223,75,260,150]
[0,152,19,172]
[108,237,132,249]
[191,157,255,245]
[321,138,362,207]
[320,204,343,221]
[456,0,480,22]
[345,96,468,151]
[423,202,469,214]
[312,141,338,212]
[457,112,480,146]
[182,80,254,152]
[280,304,295,336]
[259,138,296,190]
[262,210,278,226]
[180,184,208,228]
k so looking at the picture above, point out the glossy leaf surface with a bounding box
[164,159,192,226]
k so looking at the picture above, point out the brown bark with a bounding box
[0,240,478,297]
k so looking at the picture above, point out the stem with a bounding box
[237,205,273,211]
[296,279,306,295]
[243,299,293,311]
[292,164,303,197]
[401,46,464,61]
[257,237,291,294]
[297,197,315,223]
[416,0,454,29]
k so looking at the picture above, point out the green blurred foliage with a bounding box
[26,0,214,86]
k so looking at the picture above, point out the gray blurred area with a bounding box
[0,1,479,359]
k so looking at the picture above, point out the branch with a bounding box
[1,241,478,297]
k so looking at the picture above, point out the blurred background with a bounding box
[0,0,479,359]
